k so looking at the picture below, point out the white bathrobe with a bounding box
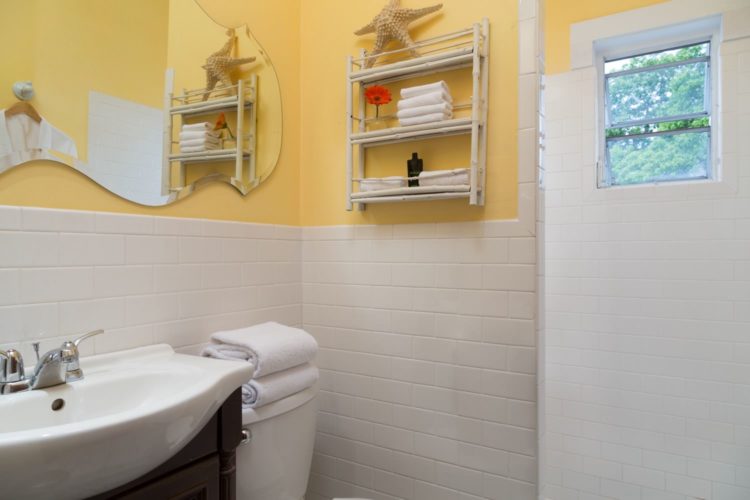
[0,110,78,171]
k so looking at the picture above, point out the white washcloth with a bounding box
[180,136,220,148]
[400,81,450,99]
[179,130,220,141]
[242,363,319,409]
[182,122,214,132]
[396,102,453,119]
[419,168,470,186]
[399,112,452,127]
[202,322,318,378]
[181,143,220,153]
[397,90,453,110]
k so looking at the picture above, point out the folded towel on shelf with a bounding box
[182,122,215,132]
[400,80,450,99]
[396,102,453,119]
[242,363,319,409]
[201,322,318,378]
[419,168,470,186]
[179,130,220,141]
[359,176,408,192]
[180,143,220,153]
[399,112,451,127]
[180,136,220,148]
[397,90,453,110]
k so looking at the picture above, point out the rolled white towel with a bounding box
[182,122,214,132]
[400,80,450,99]
[181,143,220,153]
[399,112,452,127]
[397,90,453,110]
[202,322,318,378]
[179,130,220,141]
[419,168,470,186]
[396,102,453,119]
[180,136,220,148]
[242,363,319,409]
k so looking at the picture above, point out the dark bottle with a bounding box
[407,152,423,187]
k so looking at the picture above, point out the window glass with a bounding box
[602,41,712,186]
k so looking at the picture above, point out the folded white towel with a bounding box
[401,81,450,99]
[202,322,318,378]
[419,168,470,186]
[182,122,214,132]
[399,112,452,127]
[180,136,220,148]
[359,176,407,192]
[242,363,319,409]
[398,90,453,110]
[179,130,220,141]
[181,143,220,153]
[396,102,453,119]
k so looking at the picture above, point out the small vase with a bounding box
[368,117,390,132]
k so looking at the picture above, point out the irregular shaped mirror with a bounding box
[0,0,282,206]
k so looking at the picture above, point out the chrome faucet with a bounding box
[0,348,29,393]
[0,329,103,394]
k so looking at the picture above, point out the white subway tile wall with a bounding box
[543,23,750,500]
[0,206,302,360]
[303,224,537,500]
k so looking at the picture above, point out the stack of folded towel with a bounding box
[179,122,221,153]
[201,322,319,409]
[397,81,453,127]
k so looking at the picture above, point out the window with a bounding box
[599,41,714,187]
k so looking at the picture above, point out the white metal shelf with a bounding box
[350,118,473,147]
[350,47,474,85]
[170,96,254,117]
[353,190,471,205]
[168,148,253,163]
[351,184,470,199]
[345,19,490,209]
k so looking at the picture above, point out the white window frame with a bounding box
[595,17,721,188]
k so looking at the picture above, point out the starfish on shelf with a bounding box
[202,29,256,101]
[354,0,443,68]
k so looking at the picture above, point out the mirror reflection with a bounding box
[0,0,282,206]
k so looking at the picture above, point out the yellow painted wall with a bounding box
[0,0,675,226]
[544,0,668,75]
[300,0,519,226]
[0,0,301,225]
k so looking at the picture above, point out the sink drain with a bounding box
[51,398,65,411]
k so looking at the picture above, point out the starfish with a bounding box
[202,29,256,101]
[355,0,443,68]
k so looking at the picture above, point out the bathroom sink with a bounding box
[0,344,252,500]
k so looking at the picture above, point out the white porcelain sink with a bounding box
[0,344,252,499]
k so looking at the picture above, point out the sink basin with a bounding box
[0,344,253,499]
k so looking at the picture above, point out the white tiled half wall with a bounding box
[542,7,750,500]
[0,206,302,359]
[302,223,538,500]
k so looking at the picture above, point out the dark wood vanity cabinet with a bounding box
[88,389,242,500]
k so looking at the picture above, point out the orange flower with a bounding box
[213,112,234,139]
[214,112,227,131]
[364,85,392,106]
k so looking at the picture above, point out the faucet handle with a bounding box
[32,342,40,363]
[73,329,104,348]
[0,349,25,383]
[62,329,103,382]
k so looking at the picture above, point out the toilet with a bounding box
[236,384,319,500]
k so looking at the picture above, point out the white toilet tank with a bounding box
[236,385,318,500]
